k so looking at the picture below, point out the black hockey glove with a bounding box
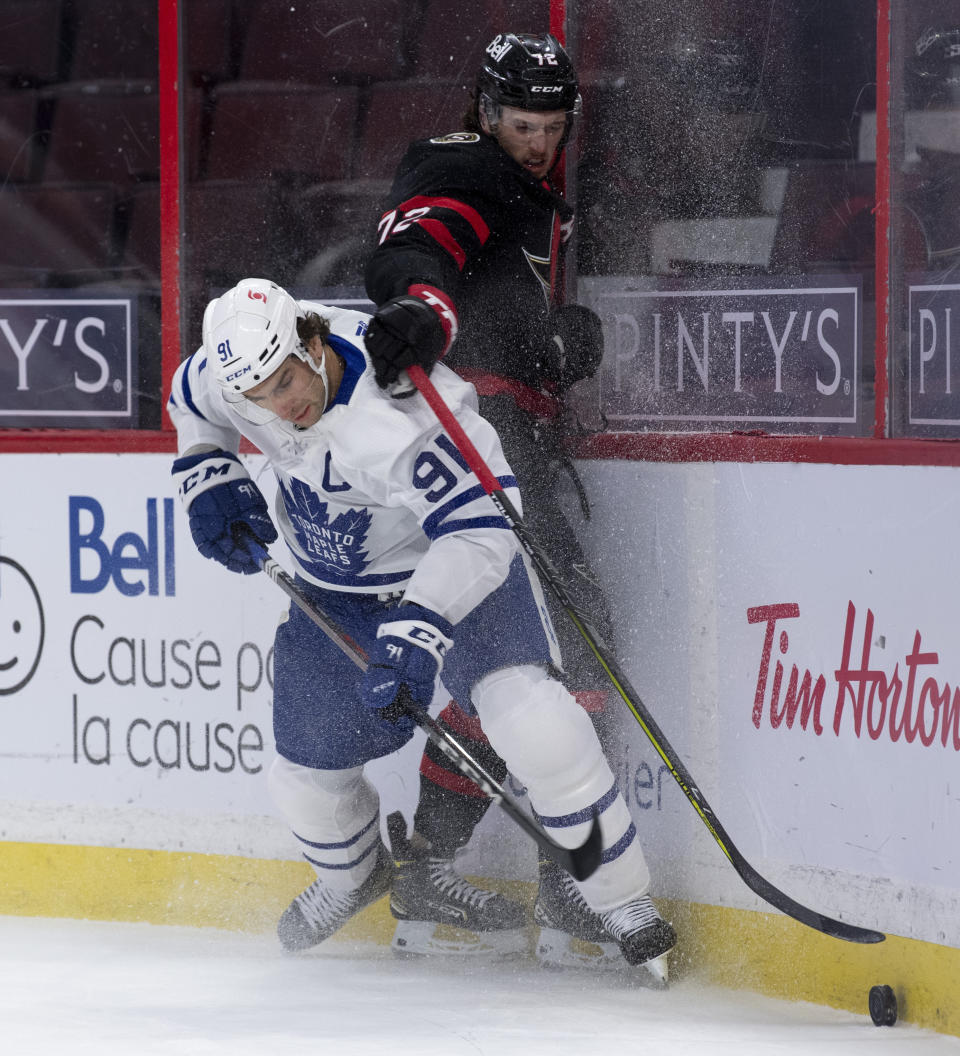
[540,304,605,391]
[365,295,449,390]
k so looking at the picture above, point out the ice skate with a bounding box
[600,894,676,987]
[535,859,675,986]
[534,858,627,972]
[277,842,394,952]
[387,812,527,958]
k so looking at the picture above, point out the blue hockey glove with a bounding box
[361,604,454,732]
[171,449,278,574]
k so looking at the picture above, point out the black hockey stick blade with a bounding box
[241,531,602,882]
[731,849,885,944]
[406,366,885,945]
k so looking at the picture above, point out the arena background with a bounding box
[1,0,959,1037]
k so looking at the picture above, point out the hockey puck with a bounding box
[869,984,897,1026]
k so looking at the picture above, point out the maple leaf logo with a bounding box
[279,476,324,521]
[278,477,372,575]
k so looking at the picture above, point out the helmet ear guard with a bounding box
[477,91,502,131]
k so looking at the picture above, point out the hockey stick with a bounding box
[239,532,603,883]
[407,364,885,945]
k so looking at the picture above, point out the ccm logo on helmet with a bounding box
[225,365,252,382]
[531,85,563,92]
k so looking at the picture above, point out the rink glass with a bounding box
[0,1,952,441]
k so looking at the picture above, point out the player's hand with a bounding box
[540,304,604,390]
[365,296,448,390]
[360,604,454,731]
[171,449,277,574]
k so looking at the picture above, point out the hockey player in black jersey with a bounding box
[364,31,673,975]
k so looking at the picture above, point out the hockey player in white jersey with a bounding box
[167,278,675,977]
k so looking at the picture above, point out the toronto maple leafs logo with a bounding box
[279,477,372,576]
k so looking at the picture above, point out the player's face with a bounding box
[245,341,328,428]
[487,106,567,179]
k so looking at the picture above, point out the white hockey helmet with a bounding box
[203,278,306,398]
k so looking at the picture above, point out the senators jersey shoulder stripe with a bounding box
[365,133,574,388]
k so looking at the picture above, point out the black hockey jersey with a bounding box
[364,131,574,393]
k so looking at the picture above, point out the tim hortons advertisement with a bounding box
[572,458,960,946]
[577,276,861,433]
[0,294,137,427]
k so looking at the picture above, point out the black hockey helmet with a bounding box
[476,32,581,120]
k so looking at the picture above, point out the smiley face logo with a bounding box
[0,556,45,695]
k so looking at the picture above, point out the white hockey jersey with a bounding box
[167,302,522,624]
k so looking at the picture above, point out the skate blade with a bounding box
[391,919,527,959]
[641,953,670,989]
[535,927,626,972]
[537,929,671,988]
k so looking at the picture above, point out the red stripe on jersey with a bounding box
[419,754,487,799]
[417,217,467,270]
[400,195,490,243]
[436,700,488,742]
[408,283,458,356]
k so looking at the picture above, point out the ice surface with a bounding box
[3,916,958,1055]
